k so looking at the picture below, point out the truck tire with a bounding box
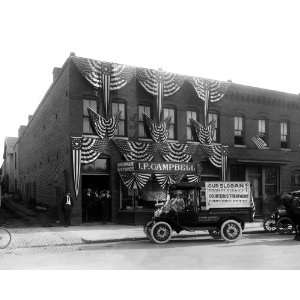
[220,219,242,242]
[150,222,172,244]
[263,217,277,232]
[276,217,295,235]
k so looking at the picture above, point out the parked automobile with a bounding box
[144,181,255,244]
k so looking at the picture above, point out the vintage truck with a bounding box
[144,181,255,244]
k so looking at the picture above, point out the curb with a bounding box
[81,229,265,245]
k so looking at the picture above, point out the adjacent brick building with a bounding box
[10,53,300,225]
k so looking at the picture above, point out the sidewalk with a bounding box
[3,220,265,250]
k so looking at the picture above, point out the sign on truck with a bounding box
[205,181,252,209]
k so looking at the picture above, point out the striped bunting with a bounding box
[154,174,184,189]
[143,114,170,143]
[161,143,192,163]
[186,174,201,183]
[71,137,82,197]
[81,136,109,164]
[191,77,229,103]
[72,56,133,90]
[137,68,184,97]
[251,135,268,149]
[119,173,151,190]
[190,119,214,144]
[88,107,120,139]
[114,140,154,162]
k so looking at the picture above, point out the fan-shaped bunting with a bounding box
[143,114,171,143]
[119,173,152,190]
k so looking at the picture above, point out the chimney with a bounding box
[18,125,26,138]
[28,115,33,124]
[53,67,62,82]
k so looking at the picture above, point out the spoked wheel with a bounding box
[144,221,154,241]
[263,218,277,232]
[276,217,295,235]
[220,220,242,242]
[150,222,172,244]
[208,228,222,240]
[0,228,12,249]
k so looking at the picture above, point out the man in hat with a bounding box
[62,191,73,227]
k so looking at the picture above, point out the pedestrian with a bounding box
[62,191,73,227]
[100,190,111,223]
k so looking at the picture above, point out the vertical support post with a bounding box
[204,90,209,127]
[221,146,228,181]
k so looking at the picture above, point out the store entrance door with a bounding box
[246,167,263,216]
[82,175,111,223]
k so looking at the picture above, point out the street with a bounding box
[1,232,300,269]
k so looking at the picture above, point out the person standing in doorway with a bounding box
[62,191,73,227]
[100,190,111,224]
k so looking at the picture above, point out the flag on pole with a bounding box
[71,137,82,198]
[251,135,267,149]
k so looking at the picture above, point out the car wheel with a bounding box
[150,222,172,244]
[276,217,295,235]
[208,228,222,240]
[263,218,277,232]
[220,219,243,242]
[0,228,12,249]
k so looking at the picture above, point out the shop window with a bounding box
[208,112,219,142]
[186,111,197,141]
[112,102,126,136]
[280,121,289,148]
[258,119,268,145]
[163,108,176,140]
[138,105,151,138]
[234,116,244,145]
[83,99,97,134]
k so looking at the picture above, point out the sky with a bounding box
[1,0,300,165]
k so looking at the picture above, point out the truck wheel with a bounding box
[144,221,154,241]
[276,217,295,235]
[150,222,172,244]
[263,218,277,232]
[220,220,242,242]
[208,229,222,240]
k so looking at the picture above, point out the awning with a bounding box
[235,159,289,165]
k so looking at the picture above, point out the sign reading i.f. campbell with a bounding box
[117,161,197,174]
[205,181,251,209]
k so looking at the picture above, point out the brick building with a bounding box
[12,53,300,225]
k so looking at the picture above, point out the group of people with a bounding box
[162,190,194,213]
[61,188,111,226]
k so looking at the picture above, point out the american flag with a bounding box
[251,135,267,149]
[71,137,82,198]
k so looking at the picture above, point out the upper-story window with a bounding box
[186,111,197,141]
[258,119,268,145]
[112,102,126,136]
[163,108,176,140]
[280,121,289,148]
[83,99,97,134]
[208,112,219,142]
[234,116,245,145]
[138,105,151,138]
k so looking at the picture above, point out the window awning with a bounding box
[236,159,289,165]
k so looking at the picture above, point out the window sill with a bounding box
[138,138,152,142]
[113,136,128,140]
[280,148,291,152]
[234,144,247,148]
[186,141,199,144]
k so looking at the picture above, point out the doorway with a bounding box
[82,175,111,223]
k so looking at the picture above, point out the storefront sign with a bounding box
[205,181,251,209]
[117,161,197,174]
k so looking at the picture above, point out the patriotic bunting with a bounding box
[72,57,133,91]
[81,136,109,164]
[137,68,183,97]
[161,143,192,163]
[71,137,82,197]
[114,140,154,162]
[251,135,268,149]
[186,174,201,183]
[190,119,215,144]
[88,107,120,139]
[154,174,184,189]
[143,114,171,143]
[119,173,152,190]
[190,77,229,103]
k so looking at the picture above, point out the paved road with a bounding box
[1,233,300,269]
